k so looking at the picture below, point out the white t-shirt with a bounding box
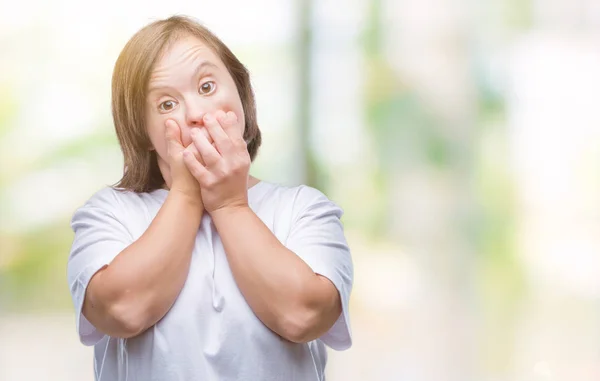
[67,181,353,381]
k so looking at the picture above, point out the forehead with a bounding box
[152,35,223,73]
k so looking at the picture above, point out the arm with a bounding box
[82,191,203,338]
[211,206,342,343]
[82,119,204,339]
[183,110,343,343]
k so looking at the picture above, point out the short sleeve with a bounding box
[67,188,133,346]
[285,187,354,351]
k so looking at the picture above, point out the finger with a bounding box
[220,111,238,135]
[185,138,216,160]
[183,150,213,184]
[190,127,213,145]
[191,127,221,167]
[204,112,233,154]
[222,111,245,145]
[165,119,184,155]
[185,131,217,165]
[184,142,204,165]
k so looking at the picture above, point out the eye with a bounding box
[158,100,177,112]
[199,81,216,95]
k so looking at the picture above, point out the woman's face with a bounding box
[145,35,245,169]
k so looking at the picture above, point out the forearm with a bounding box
[84,191,203,337]
[211,206,339,342]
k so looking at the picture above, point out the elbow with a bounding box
[84,270,150,339]
[106,301,149,339]
[279,322,312,344]
[85,290,149,339]
[278,308,324,344]
[278,293,342,343]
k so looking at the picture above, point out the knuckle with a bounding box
[231,160,249,174]
[214,167,228,179]
[204,177,218,189]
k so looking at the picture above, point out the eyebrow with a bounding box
[148,60,219,94]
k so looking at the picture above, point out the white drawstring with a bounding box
[211,250,223,311]
[118,338,129,381]
[308,342,322,381]
[95,336,110,381]
[209,219,224,311]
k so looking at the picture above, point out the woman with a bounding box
[67,15,353,381]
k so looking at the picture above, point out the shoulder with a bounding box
[71,187,163,238]
[79,186,137,212]
[74,186,161,223]
[257,181,343,220]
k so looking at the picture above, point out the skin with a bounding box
[83,35,342,343]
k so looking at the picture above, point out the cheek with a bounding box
[146,121,168,159]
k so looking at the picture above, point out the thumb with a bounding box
[165,119,184,154]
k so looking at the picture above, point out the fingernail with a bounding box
[203,114,213,122]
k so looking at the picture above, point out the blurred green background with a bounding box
[1,0,600,380]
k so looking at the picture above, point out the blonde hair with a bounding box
[111,15,262,192]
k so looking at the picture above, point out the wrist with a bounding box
[169,187,204,210]
[210,203,251,223]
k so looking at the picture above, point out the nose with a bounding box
[180,98,215,146]
[184,100,206,127]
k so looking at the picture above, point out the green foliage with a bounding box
[1,224,74,311]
